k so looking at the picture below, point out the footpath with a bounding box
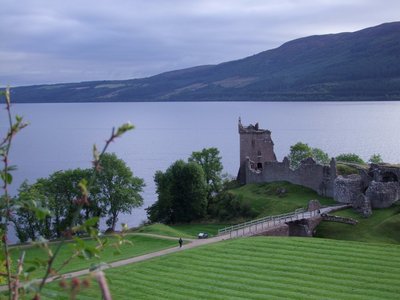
[46,233,230,283]
[1,204,349,289]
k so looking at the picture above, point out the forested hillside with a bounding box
[12,22,400,102]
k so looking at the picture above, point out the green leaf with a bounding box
[33,206,51,220]
[25,266,36,273]
[1,172,12,185]
[6,165,17,172]
[115,122,134,137]
[83,217,99,227]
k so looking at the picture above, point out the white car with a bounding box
[198,232,209,239]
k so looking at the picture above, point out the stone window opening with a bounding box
[382,172,398,182]
[257,162,263,169]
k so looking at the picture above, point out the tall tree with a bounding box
[10,181,51,242]
[288,142,313,168]
[45,169,93,237]
[189,147,223,211]
[148,160,207,223]
[288,142,330,168]
[95,153,144,231]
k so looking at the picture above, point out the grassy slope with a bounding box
[229,181,335,217]
[228,181,400,244]
[10,235,177,278]
[315,202,400,244]
[135,223,228,238]
[44,237,400,300]
[135,182,399,244]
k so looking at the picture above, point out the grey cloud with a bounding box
[1,0,399,86]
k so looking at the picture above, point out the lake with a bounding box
[1,101,400,241]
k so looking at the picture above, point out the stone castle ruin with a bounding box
[238,120,400,216]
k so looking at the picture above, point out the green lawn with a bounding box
[316,202,400,244]
[135,223,228,238]
[10,235,177,279]
[230,181,335,217]
[170,224,229,238]
[43,237,400,299]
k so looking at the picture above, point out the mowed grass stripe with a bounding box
[211,238,400,265]
[188,247,399,281]
[119,266,321,300]
[137,255,397,299]
[197,239,400,272]
[108,271,256,300]
[225,237,400,257]
[124,262,388,300]
[44,237,400,299]
[154,253,400,296]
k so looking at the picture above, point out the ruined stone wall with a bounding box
[244,157,336,197]
[334,168,400,209]
[334,175,364,204]
[366,181,400,208]
[254,224,289,237]
[287,217,322,237]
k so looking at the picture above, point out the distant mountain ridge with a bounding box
[12,22,400,102]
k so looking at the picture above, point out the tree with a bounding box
[1,87,133,299]
[188,147,223,212]
[312,148,330,165]
[148,160,207,223]
[336,153,365,164]
[95,153,144,231]
[369,153,383,164]
[288,142,330,168]
[288,142,312,168]
[45,168,93,237]
[11,181,52,242]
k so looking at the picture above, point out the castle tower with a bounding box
[237,118,277,183]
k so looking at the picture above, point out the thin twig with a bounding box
[37,127,123,294]
[12,251,25,300]
[95,271,112,300]
[2,87,17,300]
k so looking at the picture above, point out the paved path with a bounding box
[44,233,231,284]
[0,234,230,291]
[45,205,350,282]
[129,232,196,241]
[1,204,350,290]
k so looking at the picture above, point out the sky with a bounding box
[1,0,399,87]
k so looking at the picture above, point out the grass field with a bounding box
[135,223,228,238]
[316,202,400,244]
[43,237,400,299]
[229,181,335,217]
[10,235,177,278]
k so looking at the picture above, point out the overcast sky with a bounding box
[1,0,399,86]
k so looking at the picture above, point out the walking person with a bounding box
[178,237,183,248]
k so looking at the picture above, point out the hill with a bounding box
[12,22,400,103]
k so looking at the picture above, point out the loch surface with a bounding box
[2,101,400,235]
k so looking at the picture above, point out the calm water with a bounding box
[1,101,400,240]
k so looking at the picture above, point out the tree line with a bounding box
[288,142,382,168]
[11,153,144,242]
[12,143,384,242]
